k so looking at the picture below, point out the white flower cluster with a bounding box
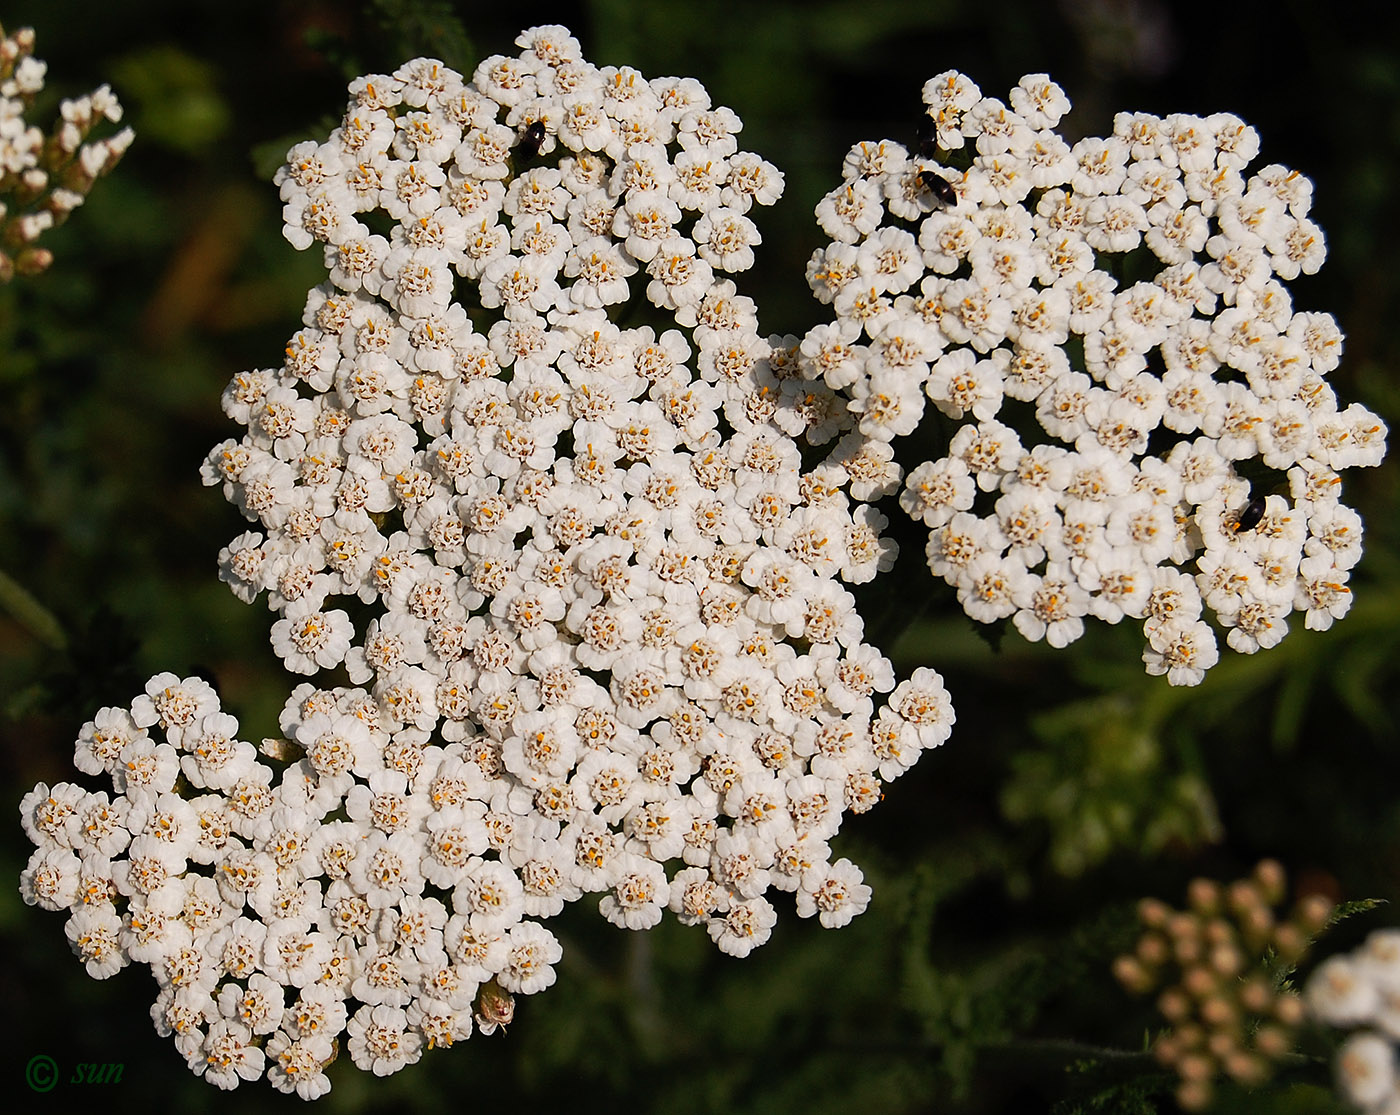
[798,71,1387,684]
[1306,931,1400,1112]
[20,679,493,1098]
[21,26,954,1096]
[0,21,133,281]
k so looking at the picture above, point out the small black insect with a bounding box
[1233,496,1267,533]
[916,113,939,159]
[918,169,958,207]
[518,120,547,158]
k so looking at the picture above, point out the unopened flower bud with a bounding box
[106,126,135,162]
[1207,1029,1238,1060]
[1176,1079,1213,1112]
[1170,918,1203,964]
[1223,1050,1269,1086]
[45,188,84,217]
[1182,964,1217,999]
[1135,931,1169,967]
[1272,923,1307,964]
[1238,904,1275,948]
[1253,1023,1293,1060]
[1227,879,1262,916]
[1167,911,1199,939]
[1159,986,1192,1021]
[56,120,82,155]
[1253,859,1286,905]
[1187,878,1221,915]
[1239,976,1273,1015]
[78,143,109,179]
[1203,917,1234,947]
[1178,1051,1215,1083]
[1113,954,1153,993]
[13,245,51,276]
[1273,992,1304,1027]
[1295,893,1334,934]
[1174,936,1203,965]
[1138,897,1171,928]
[1209,942,1243,978]
[1199,994,1238,1030]
[14,211,52,243]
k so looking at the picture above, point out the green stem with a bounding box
[0,566,68,650]
[990,1037,1155,1062]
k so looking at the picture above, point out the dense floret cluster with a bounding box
[20,26,953,1096]
[0,21,132,281]
[21,26,1391,1106]
[798,71,1387,683]
[1112,860,1328,1111]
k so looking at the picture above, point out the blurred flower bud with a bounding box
[1223,1050,1270,1086]
[1113,954,1153,993]
[1254,859,1287,905]
[1187,877,1221,916]
[1176,1078,1213,1112]
[1139,897,1171,928]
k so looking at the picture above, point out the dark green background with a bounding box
[3,2,1398,1111]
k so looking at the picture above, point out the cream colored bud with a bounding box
[1182,964,1217,999]
[16,211,53,242]
[1227,878,1261,915]
[1187,877,1220,915]
[1239,976,1273,1015]
[1242,910,1276,952]
[1273,992,1304,1026]
[1209,942,1243,977]
[13,245,50,275]
[1199,994,1238,1030]
[1254,1023,1293,1059]
[1138,896,1171,928]
[1253,858,1286,904]
[1178,1051,1214,1083]
[1113,954,1152,993]
[1295,893,1334,934]
[1158,986,1192,1021]
[1224,1050,1269,1086]
[1207,1029,1237,1060]
[1175,1079,1213,1113]
[1167,910,1199,939]
[1136,931,1169,967]
[1205,915,1235,944]
[1273,924,1306,963]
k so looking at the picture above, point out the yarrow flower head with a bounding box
[24,26,953,1097]
[0,21,133,281]
[800,71,1387,684]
